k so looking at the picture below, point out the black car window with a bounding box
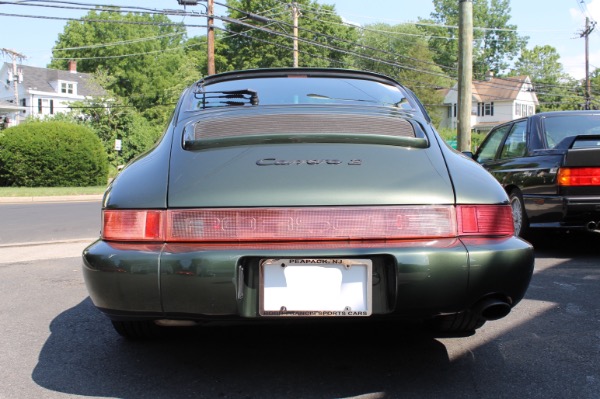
[188,77,416,111]
[477,124,512,161]
[543,114,600,148]
[500,121,527,159]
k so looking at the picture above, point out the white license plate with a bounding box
[259,258,372,317]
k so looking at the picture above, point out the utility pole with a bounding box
[176,0,214,75]
[581,17,595,110]
[291,2,300,68]
[457,0,473,152]
[1,48,26,125]
[207,0,215,75]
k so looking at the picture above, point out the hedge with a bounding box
[0,121,109,187]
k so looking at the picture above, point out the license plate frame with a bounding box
[259,258,372,317]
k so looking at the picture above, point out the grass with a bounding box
[0,186,106,197]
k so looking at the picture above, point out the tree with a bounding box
[423,0,527,79]
[75,99,164,167]
[352,23,453,125]
[50,8,194,110]
[589,69,600,109]
[220,0,357,70]
[509,45,581,111]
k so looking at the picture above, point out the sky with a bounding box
[1,0,599,80]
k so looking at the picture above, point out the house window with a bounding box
[21,98,26,114]
[61,82,74,94]
[484,102,494,116]
[515,102,521,116]
[37,99,54,115]
[453,103,457,118]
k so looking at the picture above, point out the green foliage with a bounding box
[0,121,108,187]
[50,8,195,110]
[67,99,164,166]
[352,23,453,126]
[437,128,486,152]
[221,0,357,69]
[507,45,582,111]
[424,0,527,78]
[185,33,233,75]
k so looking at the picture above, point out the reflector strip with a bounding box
[558,167,600,186]
[166,206,457,242]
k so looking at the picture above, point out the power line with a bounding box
[0,11,205,26]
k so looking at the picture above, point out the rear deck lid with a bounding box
[168,110,454,207]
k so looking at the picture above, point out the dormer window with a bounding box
[61,82,74,94]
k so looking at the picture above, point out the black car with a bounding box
[473,111,600,237]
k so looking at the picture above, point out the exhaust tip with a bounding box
[474,298,511,321]
[586,221,598,232]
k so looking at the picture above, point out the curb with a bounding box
[0,194,103,204]
[0,238,97,249]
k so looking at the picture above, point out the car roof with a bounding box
[532,110,600,118]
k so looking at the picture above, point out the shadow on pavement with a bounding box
[32,299,451,399]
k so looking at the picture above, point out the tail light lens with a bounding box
[103,210,165,241]
[102,205,514,242]
[457,205,514,236]
[558,167,600,186]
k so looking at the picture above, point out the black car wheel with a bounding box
[509,189,528,237]
[111,320,162,340]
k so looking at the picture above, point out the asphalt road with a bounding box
[0,200,101,245]
[0,202,599,399]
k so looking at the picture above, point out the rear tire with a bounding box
[111,320,162,340]
[509,189,529,238]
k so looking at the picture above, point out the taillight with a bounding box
[557,167,600,186]
[166,206,457,242]
[457,205,514,236]
[102,205,514,242]
[102,210,165,241]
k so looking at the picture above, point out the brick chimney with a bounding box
[68,60,77,74]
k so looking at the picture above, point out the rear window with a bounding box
[185,76,416,111]
[544,114,600,148]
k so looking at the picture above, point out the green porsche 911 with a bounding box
[83,68,534,339]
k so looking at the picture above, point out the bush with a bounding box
[0,121,108,187]
[437,128,487,152]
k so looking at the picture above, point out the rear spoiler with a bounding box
[562,135,600,167]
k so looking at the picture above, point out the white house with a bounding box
[438,73,539,133]
[0,60,105,127]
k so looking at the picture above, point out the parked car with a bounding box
[472,111,600,237]
[83,68,533,339]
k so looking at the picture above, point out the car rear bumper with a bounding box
[82,237,533,322]
[526,195,600,232]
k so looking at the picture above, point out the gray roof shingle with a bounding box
[4,63,105,97]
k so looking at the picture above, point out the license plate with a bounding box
[259,258,372,317]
